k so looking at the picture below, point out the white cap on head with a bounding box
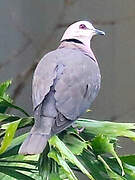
[61,21,105,49]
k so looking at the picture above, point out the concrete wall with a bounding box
[0,0,135,156]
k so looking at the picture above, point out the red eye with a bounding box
[79,24,87,29]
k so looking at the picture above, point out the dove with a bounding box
[19,20,105,155]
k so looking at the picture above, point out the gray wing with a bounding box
[33,48,101,122]
[32,51,58,110]
[54,48,101,120]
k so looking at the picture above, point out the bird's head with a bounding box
[61,21,105,49]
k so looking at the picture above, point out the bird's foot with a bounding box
[72,123,85,134]
[76,127,85,134]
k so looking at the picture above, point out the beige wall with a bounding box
[0,0,135,155]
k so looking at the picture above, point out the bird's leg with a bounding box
[76,127,85,134]
[72,123,85,134]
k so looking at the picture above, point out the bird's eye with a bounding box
[79,24,87,29]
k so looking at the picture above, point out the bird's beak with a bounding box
[94,29,105,35]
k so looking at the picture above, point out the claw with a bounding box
[76,127,85,134]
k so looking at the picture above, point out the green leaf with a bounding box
[49,135,95,180]
[107,155,135,179]
[120,155,135,166]
[0,80,12,97]
[124,164,135,179]
[0,120,21,154]
[0,80,29,116]
[50,173,62,180]
[76,119,135,140]
[48,149,78,180]
[98,155,125,180]
[0,133,28,159]
[0,166,35,180]
[92,135,124,176]
[0,135,40,179]
[0,113,19,123]
[0,165,36,173]
[0,97,29,117]
[63,134,88,155]
[77,150,110,180]
[91,134,114,154]
[0,80,12,113]
[38,144,51,180]
[18,117,33,128]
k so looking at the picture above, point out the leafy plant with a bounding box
[0,80,135,180]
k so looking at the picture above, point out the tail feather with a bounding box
[19,90,57,155]
[19,133,50,155]
[19,115,54,155]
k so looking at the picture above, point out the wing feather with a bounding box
[32,51,58,110]
[32,48,101,123]
[54,49,101,120]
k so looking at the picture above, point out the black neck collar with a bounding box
[61,38,84,45]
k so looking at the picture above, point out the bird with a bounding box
[19,20,105,155]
